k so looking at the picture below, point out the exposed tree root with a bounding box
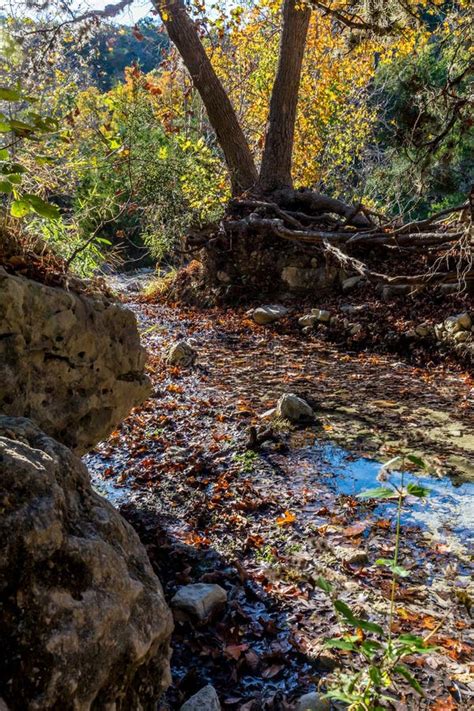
[186,188,473,293]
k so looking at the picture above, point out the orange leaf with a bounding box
[276,510,296,526]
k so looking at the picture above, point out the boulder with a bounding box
[0,416,173,710]
[180,685,221,711]
[167,340,197,367]
[296,691,330,711]
[171,583,227,621]
[276,393,314,422]
[0,269,151,454]
[251,304,288,325]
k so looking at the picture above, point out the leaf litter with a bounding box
[85,298,474,710]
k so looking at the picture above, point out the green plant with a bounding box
[233,450,259,473]
[317,455,434,709]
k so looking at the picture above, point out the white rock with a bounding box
[260,407,277,420]
[296,691,330,711]
[180,685,221,711]
[171,583,227,621]
[298,314,319,328]
[252,304,288,325]
[454,331,470,342]
[276,393,314,422]
[310,308,331,323]
[167,341,196,366]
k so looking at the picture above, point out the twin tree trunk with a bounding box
[155,0,310,196]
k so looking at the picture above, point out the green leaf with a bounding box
[0,148,8,160]
[5,173,22,184]
[406,483,430,498]
[334,599,356,622]
[369,665,382,685]
[334,600,384,635]
[23,194,60,220]
[394,664,424,695]
[315,577,333,594]
[406,454,426,469]
[357,487,394,500]
[10,199,31,217]
[324,638,356,650]
[0,180,13,193]
[356,619,384,635]
[1,162,26,175]
[376,558,410,577]
[0,87,21,101]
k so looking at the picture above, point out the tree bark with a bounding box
[155,0,258,195]
[258,0,311,193]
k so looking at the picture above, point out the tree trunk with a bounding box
[258,0,311,194]
[154,0,258,195]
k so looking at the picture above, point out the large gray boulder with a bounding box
[0,417,173,711]
[0,269,151,454]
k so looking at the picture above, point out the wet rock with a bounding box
[167,340,197,366]
[0,416,173,710]
[252,304,288,325]
[276,393,314,422]
[171,583,227,621]
[341,303,367,315]
[180,685,221,711]
[342,275,363,293]
[296,691,330,711]
[0,270,151,454]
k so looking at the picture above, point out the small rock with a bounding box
[260,407,277,420]
[180,685,221,711]
[335,546,368,565]
[171,583,227,621]
[310,308,331,323]
[341,303,367,315]
[349,323,362,336]
[276,393,314,422]
[296,691,330,711]
[415,324,430,337]
[252,304,288,325]
[216,270,231,283]
[342,275,362,293]
[167,341,196,367]
[382,284,410,300]
[454,331,470,343]
[298,314,319,328]
[445,312,472,332]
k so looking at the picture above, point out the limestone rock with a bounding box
[167,340,197,366]
[180,685,221,711]
[296,691,330,711]
[171,583,227,621]
[276,393,314,422]
[0,270,151,454]
[0,416,173,710]
[252,304,288,325]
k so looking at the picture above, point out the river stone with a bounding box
[415,324,431,337]
[171,583,227,620]
[0,416,173,710]
[311,308,331,323]
[276,393,314,422]
[167,340,197,366]
[445,312,472,332]
[342,275,363,293]
[0,269,151,454]
[454,331,470,342]
[180,685,221,711]
[296,691,330,711]
[252,304,288,325]
[298,313,319,328]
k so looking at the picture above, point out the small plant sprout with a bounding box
[316,454,435,709]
